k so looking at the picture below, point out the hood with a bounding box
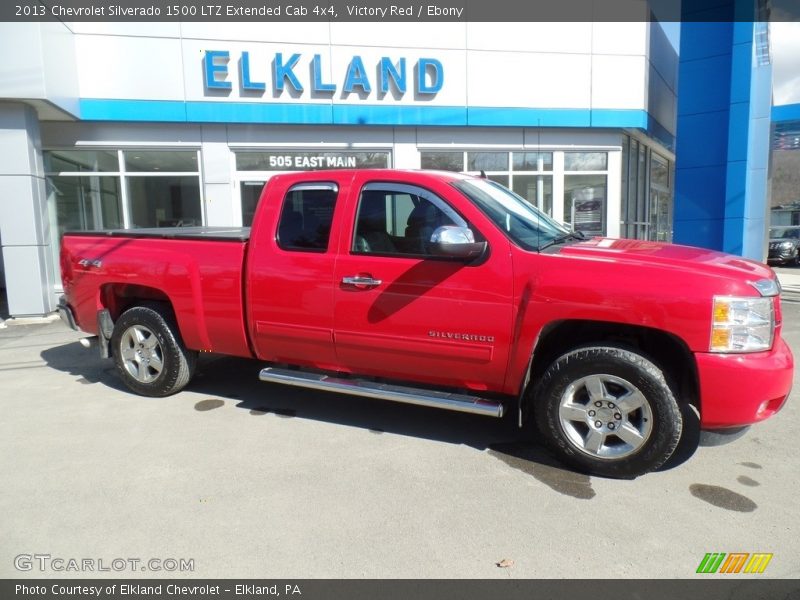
[557,238,775,284]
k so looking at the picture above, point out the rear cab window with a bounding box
[276,183,338,252]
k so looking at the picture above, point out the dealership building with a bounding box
[0,19,771,317]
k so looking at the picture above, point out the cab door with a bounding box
[332,176,513,392]
[247,176,346,370]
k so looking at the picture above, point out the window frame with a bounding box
[350,181,480,260]
[275,182,340,254]
[43,148,204,230]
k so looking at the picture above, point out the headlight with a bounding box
[710,296,774,352]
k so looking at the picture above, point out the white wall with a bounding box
[69,21,663,114]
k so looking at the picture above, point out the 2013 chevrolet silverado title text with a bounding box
[58,170,793,477]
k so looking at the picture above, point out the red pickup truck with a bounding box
[58,169,793,477]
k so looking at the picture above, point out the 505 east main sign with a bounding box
[203,50,444,97]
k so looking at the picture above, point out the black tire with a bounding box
[533,346,682,478]
[111,304,197,397]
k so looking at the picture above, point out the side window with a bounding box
[276,183,338,251]
[352,183,469,256]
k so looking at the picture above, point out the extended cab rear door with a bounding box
[332,173,514,393]
[246,173,350,370]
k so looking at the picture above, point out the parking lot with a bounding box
[0,287,798,579]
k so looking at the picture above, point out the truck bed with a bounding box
[65,226,251,242]
[61,230,252,358]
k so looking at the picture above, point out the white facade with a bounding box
[0,21,677,316]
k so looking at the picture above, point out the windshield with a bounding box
[452,178,571,251]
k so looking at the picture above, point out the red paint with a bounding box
[61,169,793,429]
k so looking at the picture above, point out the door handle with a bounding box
[341,275,382,289]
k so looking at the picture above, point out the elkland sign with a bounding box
[203,50,444,98]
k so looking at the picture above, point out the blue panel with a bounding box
[79,99,664,133]
[648,21,678,92]
[750,64,773,119]
[674,110,729,169]
[745,167,768,220]
[728,43,753,104]
[590,109,647,129]
[186,102,332,123]
[732,20,755,44]
[468,108,590,127]
[773,103,800,123]
[675,4,772,260]
[747,116,770,170]
[726,102,750,163]
[740,216,767,259]
[678,22,732,62]
[673,166,727,222]
[724,161,747,219]
[646,114,676,152]
[333,104,466,126]
[676,54,732,116]
[722,217,744,255]
[80,99,187,121]
[672,217,724,249]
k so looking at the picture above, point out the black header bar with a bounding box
[3,579,800,600]
[4,0,800,22]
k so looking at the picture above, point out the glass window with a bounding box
[488,174,509,187]
[46,175,123,285]
[513,175,553,215]
[467,152,508,171]
[127,176,202,228]
[124,151,198,172]
[352,184,466,256]
[621,136,630,237]
[564,152,608,171]
[420,152,464,171]
[512,152,553,171]
[650,153,669,189]
[44,150,119,173]
[241,181,266,227]
[47,176,123,234]
[453,179,569,251]
[649,153,672,242]
[637,144,647,233]
[564,175,607,236]
[277,184,338,252]
[236,151,389,171]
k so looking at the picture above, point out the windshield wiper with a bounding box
[537,231,585,251]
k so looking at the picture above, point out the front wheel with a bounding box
[111,305,197,397]
[533,346,682,478]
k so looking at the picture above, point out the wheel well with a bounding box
[530,320,699,410]
[100,283,173,321]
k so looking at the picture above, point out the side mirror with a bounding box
[429,226,487,260]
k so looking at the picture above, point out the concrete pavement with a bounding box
[0,301,798,579]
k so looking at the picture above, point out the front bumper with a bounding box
[56,295,78,331]
[695,337,793,428]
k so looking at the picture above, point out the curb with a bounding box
[2,314,60,327]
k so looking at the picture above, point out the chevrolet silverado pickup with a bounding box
[58,169,793,477]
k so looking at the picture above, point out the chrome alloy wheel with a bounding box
[558,374,653,460]
[119,324,164,383]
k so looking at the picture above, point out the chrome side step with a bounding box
[259,367,504,418]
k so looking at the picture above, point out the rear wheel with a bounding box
[111,305,196,397]
[534,346,682,478]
